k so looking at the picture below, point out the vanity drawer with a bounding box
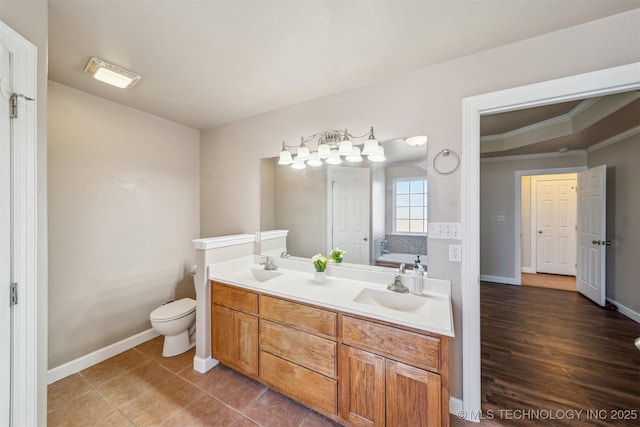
[341,315,441,372]
[211,282,258,315]
[260,351,337,415]
[260,295,336,338]
[260,319,336,378]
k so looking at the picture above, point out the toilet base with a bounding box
[162,329,195,357]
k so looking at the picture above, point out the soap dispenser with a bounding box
[410,255,425,295]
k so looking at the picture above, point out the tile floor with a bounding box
[47,336,343,427]
[48,336,473,427]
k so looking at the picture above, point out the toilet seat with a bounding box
[150,298,195,323]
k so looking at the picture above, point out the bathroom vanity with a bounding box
[205,255,454,427]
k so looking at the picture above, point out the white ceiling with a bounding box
[48,1,640,131]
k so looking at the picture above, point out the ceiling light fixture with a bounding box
[278,127,384,168]
[405,135,428,146]
[84,57,141,89]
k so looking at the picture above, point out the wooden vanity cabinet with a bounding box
[210,281,449,426]
[211,282,259,377]
[340,315,449,427]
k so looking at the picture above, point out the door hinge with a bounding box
[9,92,36,119]
[10,282,17,305]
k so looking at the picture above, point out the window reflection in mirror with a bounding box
[260,138,427,270]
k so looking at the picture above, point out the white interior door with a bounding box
[329,167,370,264]
[535,176,577,275]
[577,165,607,306]
[0,41,12,425]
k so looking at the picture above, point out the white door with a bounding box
[535,176,577,275]
[329,167,370,264]
[576,165,607,306]
[0,42,12,425]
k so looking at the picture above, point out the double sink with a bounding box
[232,266,429,315]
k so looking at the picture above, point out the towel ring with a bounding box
[433,149,460,175]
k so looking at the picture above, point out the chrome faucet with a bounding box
[398,263,406,274]
[280,250,291,259]
[259,256,278,271]
[387,272,409,293]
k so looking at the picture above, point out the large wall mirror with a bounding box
[260,137,428,269]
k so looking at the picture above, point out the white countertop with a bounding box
[208,256,454,337]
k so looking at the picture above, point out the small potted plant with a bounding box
[311,254,328,284]
[329,247,346,264]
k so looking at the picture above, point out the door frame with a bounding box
[518,168,584,279]
[0,20,39,426]
[461,62,640,419]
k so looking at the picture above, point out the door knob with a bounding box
[363,236,368,241]
[538,230,543,234]
[592,240,601,245]
[604,241,612,246]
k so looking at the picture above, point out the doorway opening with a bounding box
[461,62,640,418]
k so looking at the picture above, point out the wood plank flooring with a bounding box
[521,273,577,292]
[480,282,640,426]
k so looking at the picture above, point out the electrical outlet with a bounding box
[497,215,505,222]
[449,244,461,262]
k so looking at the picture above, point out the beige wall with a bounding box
[200,10,640,399]
[48,82,200,368]
[588,134,640,314]
[0,1,48,423]
[481,156,586,279]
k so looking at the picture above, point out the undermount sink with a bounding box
[353,288,429,314]
[234,267,282,283]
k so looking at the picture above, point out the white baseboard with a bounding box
[449,396,464,415]
[480,274,518,285]
[608,299,640,324]
[193,355,219,373]
[521,267,535,273]
[48,329,159,384]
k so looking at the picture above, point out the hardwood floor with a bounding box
[480,282,640,426]
[521,273,577,292]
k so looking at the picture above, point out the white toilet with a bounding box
[150,268,197,357]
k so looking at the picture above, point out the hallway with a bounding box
[480,282,639,426]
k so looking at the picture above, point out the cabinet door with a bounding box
[386,359,441,427]
[235,311,259,376]
[339,346,385,426]
[211,304,235,365]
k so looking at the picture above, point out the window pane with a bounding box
[410,207,424,219]
[396,194,410,206]
[410,180,424,193]
[396,181,410,194]
[410,220,424,232]
[396,220,410,232]
[397,207,410,219]
[410,194,423,206]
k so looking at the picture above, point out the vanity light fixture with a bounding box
[278,127,382,169]
[84,57,141,89]
[405,135,428,146]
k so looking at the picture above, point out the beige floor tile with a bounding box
[300,410,343,426]
[244,389,310,427]
[120,374,206,426]
[90,410,134,427]
[135,336,194,372]
[81,349,150,386]
[230,416,260,427]
[95,360,171,407]
[204,368,267,411]
[48,373,93,411]
[47,388,115,427]
[134,335,165,359]
[161,394,245,427]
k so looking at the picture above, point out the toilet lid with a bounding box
[150,298,196,322]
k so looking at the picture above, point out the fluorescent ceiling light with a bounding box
[84,57,141,89]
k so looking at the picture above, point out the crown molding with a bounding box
[481,92,639,153]
[480,149,586,163]
[587,125,640,153]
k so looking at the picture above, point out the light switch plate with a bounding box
[428,222,461,240]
